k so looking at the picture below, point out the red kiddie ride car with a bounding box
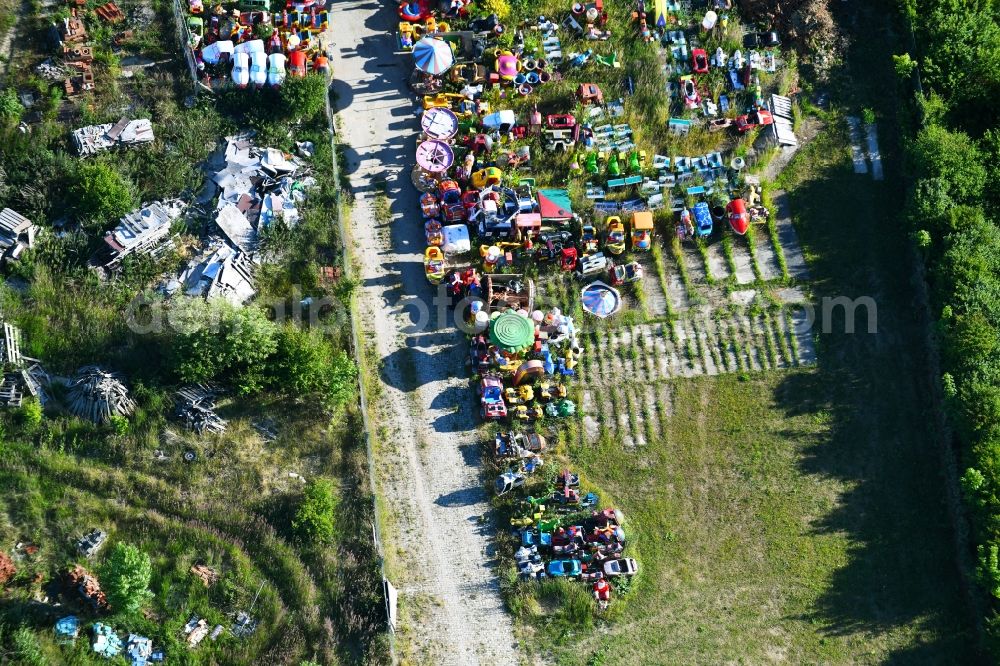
[726,198,749,235]
[735,109,773,133]
[691,48,709,74]
[479,374,507,420]
[288,50,307,77]
[546,114,576,130]
[438,180,465,222]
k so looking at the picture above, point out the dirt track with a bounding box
[328,2,517,664]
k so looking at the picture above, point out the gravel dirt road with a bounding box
[328,2,518,664]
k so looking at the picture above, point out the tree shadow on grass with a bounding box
[769,120,979,662]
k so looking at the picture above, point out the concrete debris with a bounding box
[232,611,257,637]
[77,529,108,558]
[125,634,155,665]
[73,118,154,156]
[103,199,184,268]
[185,618,209,647]
[175,384,227,435]
[164,240,257,305]
[209,134,310,242]
[215,204,256,252]
[0,208,38,263]
[252,420,278,442]
[67,366,136,424]
[91,622,122,658]
[36,59,66,80]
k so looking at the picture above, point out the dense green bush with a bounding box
[905,0,1000,653]
[100,542,153,614]
[167,298,278,394]
[273,326,358,408]
[292,479,337,543]
[165,298,357,404]
[0,90,22,123]
[279,75,329,121]
[69,161,138,227]
[917,2,1000,131]
[909,125,985,205]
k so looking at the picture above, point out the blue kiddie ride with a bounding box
[546,559,583,577]
[693,201,713,237]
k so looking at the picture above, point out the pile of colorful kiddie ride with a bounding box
[395,0,792,608]
[403,11,776,323]
[412,100,654,318]
[501,464,638,608]
[472,307,580,423]
[186,0,331,90]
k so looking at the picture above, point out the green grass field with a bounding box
[513,116,973,666]
[0,399,387,664]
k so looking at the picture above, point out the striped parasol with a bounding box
[412,37,454,76]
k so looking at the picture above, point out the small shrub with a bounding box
[11,626,44,666]
[18,398,42,432]
[0,89,22,122]
[477,0,510,19]
[293,479,337,543]
[101,542,153,614]
[69,162,137,227]
[913,229,932,250]
[893,53,916,79]
[109,414,129,437]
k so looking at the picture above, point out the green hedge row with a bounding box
[901,0,1000,652]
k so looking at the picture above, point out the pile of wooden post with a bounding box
[175,384,227,435]
[189,564,219,587]
[67,366,136,424]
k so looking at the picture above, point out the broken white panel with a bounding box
[215,204,257,252]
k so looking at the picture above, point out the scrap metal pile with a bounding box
[161,135,315,305]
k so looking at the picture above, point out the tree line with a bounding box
[899,0,1000,653]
